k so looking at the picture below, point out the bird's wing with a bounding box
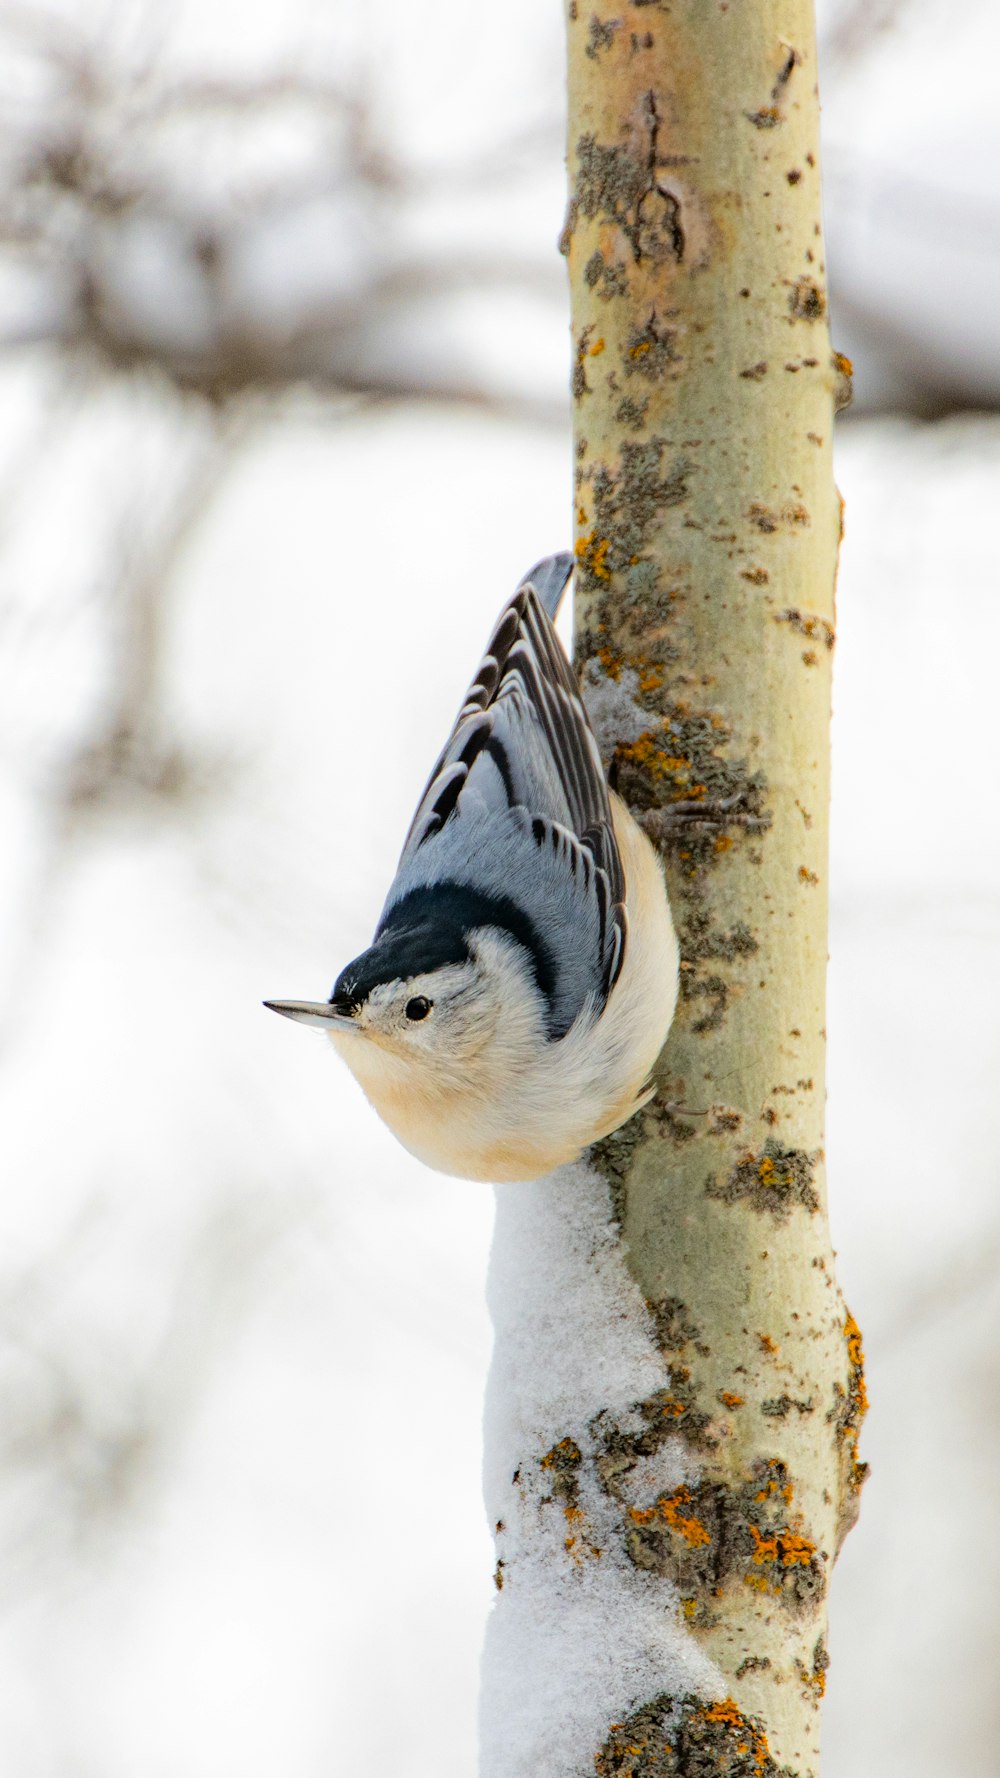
[386,557,627,1027]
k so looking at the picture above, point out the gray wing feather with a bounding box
[383,555,627,1036]
[517,551,575,621]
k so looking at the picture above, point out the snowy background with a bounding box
[1,1,998,1774]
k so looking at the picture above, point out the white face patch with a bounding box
[359,960,487,1054]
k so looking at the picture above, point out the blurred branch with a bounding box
[0,6,564,411]
[62,400,254,810]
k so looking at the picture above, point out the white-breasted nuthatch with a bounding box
[265,554,678,1181]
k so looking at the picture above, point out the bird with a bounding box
[265,553,678,1182]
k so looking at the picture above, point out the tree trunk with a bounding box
[481,6,863,1776]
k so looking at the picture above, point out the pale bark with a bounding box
[482,7,864,1777]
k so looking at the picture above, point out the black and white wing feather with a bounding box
[380,554,627,1037]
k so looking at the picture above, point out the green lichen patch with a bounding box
[681,910,758,964]
[674,909,760,1035]
[621,1457,824,1615]
[576,437,693,599]
[576,132,651,242]
[613,707,766,830]
[586,14,622,59]
[734,1656,772,1680]
[595,1692,783,1778]
[585,248,632,302]
[680,968,728,1036]
[624,313,682,379]
[539,1436,584,1508]
[708,1139,819,1218]
[598,691,770,895]
[624,1478,728,1601]
[588,1113,645,1223]
[647,1295,703,1355]
[591,1368,714,1498]
[616,393,650,429]
[574,100,686,267]
[741,1460,826,1611]
[760,1394,815,1419]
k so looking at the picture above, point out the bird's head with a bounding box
[265,887,548,1092]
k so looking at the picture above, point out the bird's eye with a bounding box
[405,996,432,1022]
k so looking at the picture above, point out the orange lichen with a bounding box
[758,1333,778,1354]
[627,1487,711,1548]
[719,1391,744,1410]
[541,1437,581,1470]
[696,1700,772,1777]
[714,835,733,853]
[598,1694,776,1776]
[755,1463,794,1506]
[590,642,668,702]
[750,1524,816,1568]
[702,1700,743,1728]
[801,1662,826,1697]
[660,1397,687,1418]
[844,1312,868,1409]
[796,1635,831,1702]
[575,531,611,580]
[798,865,819,885]
[618,732,659,768]
[839,1309,870,1495]
[589,336,606,356]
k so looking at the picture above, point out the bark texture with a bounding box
[560,4,863,1773]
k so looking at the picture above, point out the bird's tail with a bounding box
[517,551,575,623]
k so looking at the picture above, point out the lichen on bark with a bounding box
[595,1693,785,1778]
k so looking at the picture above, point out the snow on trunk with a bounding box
[481,1164,726,1778]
